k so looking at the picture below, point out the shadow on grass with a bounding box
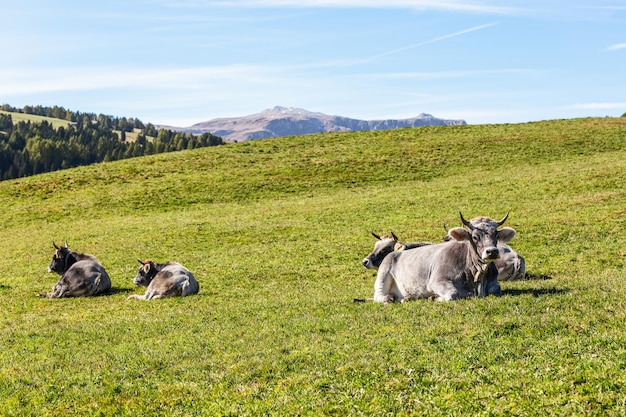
[522,273,553,280]
[105,287,135,296]
[503,287,568,297]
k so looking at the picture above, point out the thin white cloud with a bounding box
[359,68,534,80]
[607,43,626,51]
[0,65,291,95]
[331,22,499,71]
[571,102,626,110]
[172,0,519,14]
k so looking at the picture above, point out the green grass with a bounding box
[0,117,625,415]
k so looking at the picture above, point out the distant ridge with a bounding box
[158,106,466,142]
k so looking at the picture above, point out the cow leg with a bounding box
[429,277,471,301]
[38,291,55,298]
[128,294,147,300]
[63,281,92,297]
[388,280,406,302]
[87,274,102,296]
[497,263,512,281]
[478,278,502,296]
[180,281,191,296]
[373,267,398,303]
[39,282,71,298]
[512,256,526,280]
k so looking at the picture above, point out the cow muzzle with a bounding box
[362,258,375,269]
[481,247,500,262]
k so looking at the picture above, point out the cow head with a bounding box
[362,232,399,269]
[48,242,73,275]
[447,212,516,262]
[134,259,158,287]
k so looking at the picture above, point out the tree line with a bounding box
[0,105,223,181]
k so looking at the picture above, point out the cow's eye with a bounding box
[472,235,479,242]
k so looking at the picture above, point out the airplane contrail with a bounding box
[333,21,499,71]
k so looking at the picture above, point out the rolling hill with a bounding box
[0,117,625,415]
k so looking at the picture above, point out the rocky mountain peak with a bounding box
[159,107,466,142]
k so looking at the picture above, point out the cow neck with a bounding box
[154,263,168,272]
[146,263,165,280]
[464,241,486,294]
[62,251,79,271]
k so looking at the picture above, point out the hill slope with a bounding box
[0,118,625,415]
[159,106,466,142]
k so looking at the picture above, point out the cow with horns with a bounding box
[40,242,111,298]
[362,232,430,270]
[442,225,526,281]
[364,227,525,281]
[128,260,199,300]
[372,213,515,302]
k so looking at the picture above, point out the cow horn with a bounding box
[443,224,449,232]
[53,241,59,250]
[137,259,145,265]
[371,232,382,240]
[390,231,398,241]
[496,212,509,226]
[459,212,475,230]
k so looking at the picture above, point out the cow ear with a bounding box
[394,242,406,251]
[448,227,471,242]
[498,227,516,243]
[143,263,151,273]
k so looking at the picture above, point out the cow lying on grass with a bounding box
[441,224,525,281]
[362,232,430,270]
[364,227,525,281]
[369,213,516,302]
[40,242,111,298]
[128,260,199,300]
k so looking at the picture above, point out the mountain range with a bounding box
[158,106,466,142]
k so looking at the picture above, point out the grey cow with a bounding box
[365,228,525,281]
[362,232,430,270]
[442,225,525,281]
[494,245,526,281]
[40,242,111,298]
[128,259,199,300]
[373,213,515,302]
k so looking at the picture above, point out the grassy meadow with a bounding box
[0,111,72,130]
[0,117,625,415]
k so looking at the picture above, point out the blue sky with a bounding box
[2,0,626,126]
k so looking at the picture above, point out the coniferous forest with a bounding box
[0,104,223,181]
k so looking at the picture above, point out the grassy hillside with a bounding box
[0,117,625,415]
[0,110,72,129]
